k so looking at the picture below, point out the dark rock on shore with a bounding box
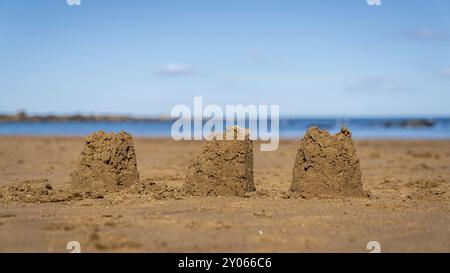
[383,119,435,128]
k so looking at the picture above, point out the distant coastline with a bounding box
[0,111,439,129]
[0,111,174,123]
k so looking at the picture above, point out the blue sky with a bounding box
[0,0,449,117]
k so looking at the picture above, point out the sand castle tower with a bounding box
[291,127,364,197]
[71,130,139,193]
[183,126,255,196]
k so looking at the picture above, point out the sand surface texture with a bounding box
[0,136,449,252]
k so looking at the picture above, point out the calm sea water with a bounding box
[1,118,450,139]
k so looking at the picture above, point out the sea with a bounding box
[1,118,450,139]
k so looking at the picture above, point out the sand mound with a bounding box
[183,126,255,196]
[291,127,364,197]
[128,179,185,200]
[71,130,139,194]
[0,179,73,203]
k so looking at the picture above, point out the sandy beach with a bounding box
[0,136,449,252]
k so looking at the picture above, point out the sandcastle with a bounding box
[291,127,364,197]
[183,126,255,196]
[71,130,139,194]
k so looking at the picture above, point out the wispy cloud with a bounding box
[346,78,399,93]
[156,63,192,77]
[406,28,449,41]
[247,48,266,63]
[440,68,450,78]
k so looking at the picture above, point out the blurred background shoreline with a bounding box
[1,111,449,139]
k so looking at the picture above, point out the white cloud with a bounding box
[156,63,191,76]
